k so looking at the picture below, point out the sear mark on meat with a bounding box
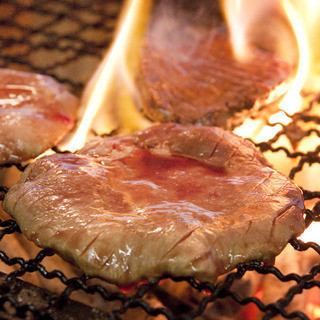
[0,68,79,164]
[4,124,305,285]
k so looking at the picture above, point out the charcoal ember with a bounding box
[0,272,107,320]
[4,124,305,285]
[138,0,292,129]
[0,69,79,165]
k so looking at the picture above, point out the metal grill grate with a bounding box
[0,1,319,319]
[0,0,122,95]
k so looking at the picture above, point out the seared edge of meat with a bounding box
[3,124,305,285]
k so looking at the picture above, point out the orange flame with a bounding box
[232,0,315,141]
[229,1,320,272]
[64,0,320,149]
[62,0,151,151]
[222,0,273,62]
[307,305,320,319]
[279,0,310,115]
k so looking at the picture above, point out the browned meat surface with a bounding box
[139,0,291,128]
[4,124,305,285]
[0,69,79,164]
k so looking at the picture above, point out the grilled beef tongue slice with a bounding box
[139,0,292,128]
[4,124,305,285]
[0,68,79,164]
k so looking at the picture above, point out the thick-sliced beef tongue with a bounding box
[4,124,305,285]
[139,0,292,128]
[0,68,79,164]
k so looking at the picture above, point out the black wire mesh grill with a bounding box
[0,1,319,319]
[0,0,122,95]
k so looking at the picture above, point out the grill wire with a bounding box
[0,1,319,319]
